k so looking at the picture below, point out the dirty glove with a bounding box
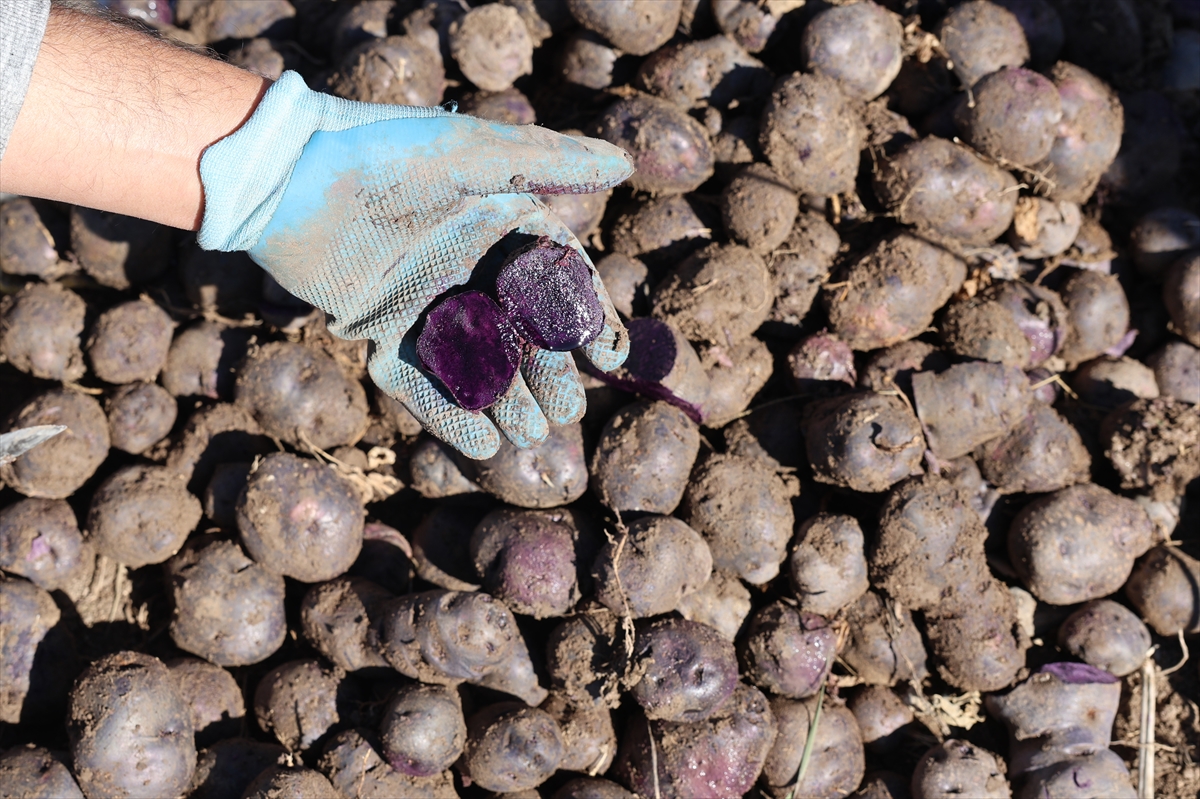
[197,72,632,459]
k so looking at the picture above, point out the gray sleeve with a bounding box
[1,0,51,161]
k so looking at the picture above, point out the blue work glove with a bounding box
[197,72,632,459]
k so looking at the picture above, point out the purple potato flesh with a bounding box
[417,290,522,411]
[496,237,605,351]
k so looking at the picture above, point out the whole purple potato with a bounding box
[610,193,716,278]
[937,1,1029,87]
[0,579,63,724]
[973,404,1091,494]
[721,163,799,255]
[87,464,203,568]
[0,283,86,382]
[1103,398,1199,499]
[824,232,966,352]
[592,514,712,618]
[165,657,244,747]
[1148,341,1200,404]
[760,72,866,197]
[616,683,776,799]
[449,4,532,92]
[739,602,835,699]
[106,381,178,455]
[459,703,564,793]
[1164,252,1200,347]
[1129,207,1200,280]
[379,683,465,777]
[67,652,195,799]
[1125,546,1200,637]
[161,321,251,399]
[843,591,930,687]
[167,535,287,666]
[874,137,1018,247]
[1035,62,1123,204]
[0,198,66,280]
[652,242,774,345]
[254,659,345,751]
[637,35,773,110]
[955,67,1061,166]
[236,453,364,583]
[849,686,914,753]
[559,30,619,90]
[913,361,1034,460]
[790,513,869,616]
[319,727,457,799]
[802,393,926,494]
[802,1,903,101]
[591,400,701,514]
[940,281,1069,368]
[590,95,713,194]
[566,0,682,56]
[761,695,864,799]
[470,508,581,618]
[1007,197,1081,260]
[0,497,87,591]
[629,618,739,722]
[299,576,392,672]
[86,298,175,384]
[1057,599,1151,677]
[0,745,84,799]
[376,590,516,684]
[1008,483,1154,605]
[464,422,588,508]
[330,34,445,107]
[768,211,840,333]
[1058,269,1131,367]
[911,739,1010,799]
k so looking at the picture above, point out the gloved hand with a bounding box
[198,72,632,459]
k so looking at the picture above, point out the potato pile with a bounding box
[2,1,1199,798]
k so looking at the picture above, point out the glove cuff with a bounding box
[197,72,454,252]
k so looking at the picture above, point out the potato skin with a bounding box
[465,422,588,509]
[566,0,682,56]
[802,1,904,101]
[590,95,714,194]
[0,579,63,725]
[1057,599,1152,677]
[1124,545,1200,637]
[628,618,739,722]
[802,393,926,494]
[0,745,84,799]
[67,651,196,799]
[936,0,1030,88]
[0,283,86,382]
[652,243,774,345]
[760,695,864,799]
[1,389,110,499]
[591,400,701,514]
[87,465,203,568]
[911,739,1010,799]
[1034,62,1124,204]
[954,66,1061,166]
[459,703,564,793]
[86,298,174,384]
[592,514,712,618]
[789,513,870,617]
[449,4,532,92]
[0,497,87,591]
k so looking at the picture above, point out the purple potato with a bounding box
[841,591,929,686]
[973,404,1091,494]
[592,514,712,618]
[330,33,446,107]
[590,95,714,194]
[0,579,64,724]
[720,163,799,255]
[1164,252,1200,347]
[936,0,1030,87]
[1007,197,1082,259]
[1129,207,1200,280]
[165,657,245,747]
[0,198,67,280]
[565,0,681,56]
[0,745,84,799]
[559,30,619,90]
[459,703,564,793]
[553,777,635,799]
[254,659,346,751]
[1104,397,1200,499]
[87,464,202,567]
[911,739,1010,799]
[188,739,287,799]
[629,618,738,722]
[106,381,177,455]
[449,4,532,92]
[161,321,251,399]
[677,569,753,643]
[857,340,950,396]
[0,388,110,499]
[802,1,903,101]
[299,576,392,672]
[585,317,709,423]
[802,393,926,493]
[1034,62,1123,204]
[760,695,864,799]
[954,66,1061,166]
[591,400,701,514]
[379,683,465,777]
[546,608,622,708]
[464,421,589,508]
[1058,269,1131,367]
[1125,545,1200,636]
[913,361,1034,460]
[417,291,523,411]
[0,498,87,591]
[849,686,914,753]
[637,34,773,110]
[767,211,840,333]
[1147,341,1200,404]
[461,87,537,125]
[595,253,650,319]
[609,194,715,279]
[542,692,617,774]
[470,508,581,618]
[375,590,516,684]
[739,602,835,699]
[0,283,86,383]
[241,766,340,799]
[940,280,1069,368]
[495,237,604,352]
[1057,599,1152,677]
[318,727,456,799]
[69,206,172,289]
[789,513,870,617]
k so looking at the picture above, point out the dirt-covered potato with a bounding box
[628,618,738,722]
[566,0,682,56]
[470,508,582,618]
[1148,341,1200,404]
[70,206,172,289]
[1034,61,1124,204]
[448,4,532,92]
[1,388,110,499]
[720,164,799,255]
[637,34,773,110]
[546,608,621,708]
[376,590,516,684]
[379,683,465,777]
[911,739,1010,799]
[558,30,620,90]
[188,738,287,799]
[1104,398,1199,499]
[940,280,1069,368]
[166,657,244,746]
[1006,196,1082,259]
[760,71,866,197]
[786,331,856,394]
[609,194,715,278]
[1008,483,1154,605]
[1164,252,1200,347]
[167,535,287,666]
[1125,545,1200,637]
[849,686,914,753]
[590,95,714,194]
[463,422,587,508]
[318,727,456,799]
[592,514,711,618]
[937,0,1029,87]
[874,137,1018,247]
[616,683,776,799]
[0,744,84,799]
[236,341,369,450]
[237,453,363,583]
[591,400,700,514]
[87,464,202,567]
[542,692,616,774]
[802,393,926,493]
[913,361,1034,460]
[1057,269,1131,367]
[106,381,177,455]
[459,703,564,793]
[1073,356,1158,408]
[680,452,796,585]
[86,298,174,384]
[67,651,196,799]
[242,765,340,799]
[1057,599,1151,677]
[0,283,86,383]
[329,33,445,106]
[790,513,869,617]
[254,659,346,751]
[802,1,903,101]
[766,212,840,333]
[973,404,1091,494]
[700,334,772,426]
[161,321,251,399]
[740,602,835,699]
[0,198,67,280]
[955,67,1061,166]
[652,243,773,345]
[824,232,965,351]
[676,569,753,642]
[712,0,788,53]
[300,576,391,672]
[0,498,87,591]
[0,578,64,725]
[761,694,864,799]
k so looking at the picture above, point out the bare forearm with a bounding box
[0,5,269,230]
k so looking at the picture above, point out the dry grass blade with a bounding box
[1138,654,1156,799]
[785,679,826,799]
